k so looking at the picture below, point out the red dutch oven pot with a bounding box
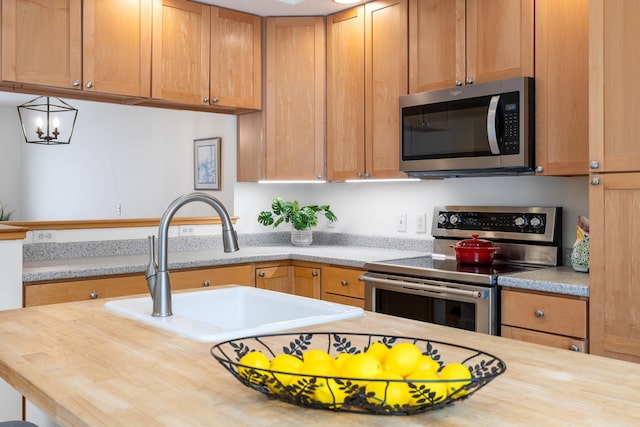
[451,234,498,265]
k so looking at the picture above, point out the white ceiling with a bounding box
[199,0,364,16]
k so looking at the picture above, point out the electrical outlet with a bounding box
[179,225,197,236]
[396,212,407,232]
[33,230,56,243]
[416,213,427,234]
[116,203,122,216]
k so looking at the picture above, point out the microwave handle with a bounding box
[487,95,501,155]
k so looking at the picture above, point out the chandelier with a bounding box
[17,96,78,145]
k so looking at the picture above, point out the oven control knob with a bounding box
[438,214,448,225]
[449,214,460,225]
[514,216,527,227]
[530,216,544,228]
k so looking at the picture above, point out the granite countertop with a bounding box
[498,266,589,297]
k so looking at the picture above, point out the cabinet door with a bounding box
[322,266,365,300]
[152,0,210,105]
[293,265,321,299]
[326,7,366,181]
[1,0,82,89]
[589,173,640,362]
[409,0,464,92]
[590,0,640,173]
[265,17,326,180]
[466,0,534,84]
[534,0,589,176]
[364,0,408,179]
[256,265,293,294]
[83,0,152,97]
[210,7,261,110]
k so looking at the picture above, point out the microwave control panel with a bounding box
[500,91,520,154]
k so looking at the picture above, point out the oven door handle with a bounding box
[360,275,489,299]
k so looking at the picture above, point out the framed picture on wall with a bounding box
[194,137,221,190]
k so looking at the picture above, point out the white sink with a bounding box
[104,286,365,342]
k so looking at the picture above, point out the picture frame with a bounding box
[194,137,221,190]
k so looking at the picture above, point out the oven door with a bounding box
[362,273,497,335]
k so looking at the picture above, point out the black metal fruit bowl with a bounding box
[210,332,506,416]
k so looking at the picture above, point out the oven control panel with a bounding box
[432,206,561,243]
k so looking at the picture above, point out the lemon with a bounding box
[339,353,382,387]
[439,362,472,398]
[314,378,350,408]
[365,342,389,362]
[302,349,333,364]
[365,370,410,407]
[406,370,448,406]
[333,352,353,371]
[237,351,270,385]
[298,359,338,386]
[383,343,422,377]
[412,355,440,375]
[268,353,303,392]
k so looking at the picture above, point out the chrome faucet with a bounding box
[145,192,239,317]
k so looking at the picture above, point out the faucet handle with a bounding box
[145,235,157,295]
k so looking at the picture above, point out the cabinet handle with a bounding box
[72,80,81,87]
[85,81,93,89]
[590,177,601,185]
[312,271,318,277]
[341,280,349,286]
[89,292,98,299]
[466,77,474,84]
[569,344,580,352]
[455,80,463,86]
[258,271,266,277]
[203,280,211,287]
[202,97,209,103]
[589,160,600,170]
[212,97,220,103]
[535,309,544,318]
[535,165,544,173]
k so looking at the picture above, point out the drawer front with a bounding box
[322,266,365,299]
[501,289,588,338]
[501,325,588,353]
[171,265,253,289]
[322,292,365,310]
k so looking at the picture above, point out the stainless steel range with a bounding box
[362,206,562,335]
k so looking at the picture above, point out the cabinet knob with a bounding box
[341,280,349,286]
[202,280,211,287]
[455,80,463,86]
[535,165,544,173]
[357,172,363,178]
[89,292,98,299]
[85,81,93,89]
[364,172,371,178]
[535,309,544,318]
[590,177,601,185]
[72,80,81,87]
[212,97,220,104]
[569,344,580,352]
[466,77,474,84]
[316,174,323,180]
[589,160,600,170]
[312,271,318,277]
[202,97,209,103]
[258,271,266,277]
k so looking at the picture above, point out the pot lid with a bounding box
[454,234,497,249]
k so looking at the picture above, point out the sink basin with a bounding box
[104,286,365,342]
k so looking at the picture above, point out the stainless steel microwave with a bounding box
[399,77,534,177]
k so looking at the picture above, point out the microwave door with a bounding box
[487,95,501,155]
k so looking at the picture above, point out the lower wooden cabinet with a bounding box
[24,264,253,307]
[501,288,588,352]
[322,265,365,309]
[255,261,321,299]
[255,263,293,294]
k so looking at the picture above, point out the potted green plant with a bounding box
[0,201,13,221]
[257,197,338,246]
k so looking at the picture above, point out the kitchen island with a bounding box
[1,288,635,426]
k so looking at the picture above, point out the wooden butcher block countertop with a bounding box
[0,288,639,426]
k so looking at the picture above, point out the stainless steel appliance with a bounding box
[362,206,562,335]
[399,77,534,177]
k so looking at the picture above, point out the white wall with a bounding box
[0,105,23,220]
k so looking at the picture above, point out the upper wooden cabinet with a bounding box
[326,0,407,181]
[1,0,152,97]
[264,16,326,180]
[534,0,589,176]
[409,0,534,93]
[151,0,261,109]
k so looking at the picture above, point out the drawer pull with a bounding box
[89,292,99,300]
[203,280,211,287]
[312,271,318,277]
[569,344,580,352]
[258,271,266,277]
[341,280,349,286]
[535,309,545,318]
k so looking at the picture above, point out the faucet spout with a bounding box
[151,192,239,317]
